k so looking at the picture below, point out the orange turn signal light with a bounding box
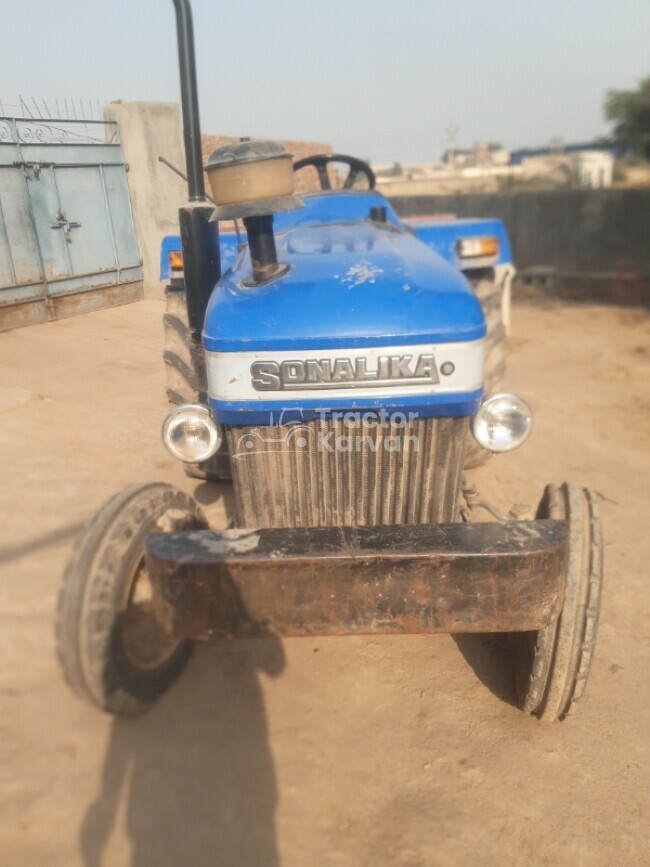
[169,250,184,271]
[456,236,499,259]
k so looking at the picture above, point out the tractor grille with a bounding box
[226,416,467,529]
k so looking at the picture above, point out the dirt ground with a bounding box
[0,294,648,867]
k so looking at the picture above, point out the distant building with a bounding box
[373,139,616,195]
[574,151,614,188]
[510,142,615,189]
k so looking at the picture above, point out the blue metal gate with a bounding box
[0,116,143,330]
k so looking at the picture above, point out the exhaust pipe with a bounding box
[170,0,220,338]
[171,0,205,202]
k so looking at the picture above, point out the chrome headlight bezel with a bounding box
[161,403,222,463]
[471,392,533,453]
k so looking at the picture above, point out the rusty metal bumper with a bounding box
[145,520,567,641]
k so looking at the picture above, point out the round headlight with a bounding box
[161,404,222,463]
[471,392,533,453]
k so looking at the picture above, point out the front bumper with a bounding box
[145,520,567,640]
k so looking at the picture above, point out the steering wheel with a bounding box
[293,153,376,191]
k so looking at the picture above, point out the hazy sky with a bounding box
[3,0,649,163]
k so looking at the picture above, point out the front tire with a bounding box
[56,483,206,715]
[513,483,603,720]
[163,284,231,480]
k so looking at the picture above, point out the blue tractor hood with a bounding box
[203,219,487,424]
[203,221,485,353]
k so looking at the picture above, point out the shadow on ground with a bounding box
[0,522,84,566]
[80,638,285,867]
[452,633,519,708]
[192,479,237,528]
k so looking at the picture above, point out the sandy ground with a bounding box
[0,295,648,867]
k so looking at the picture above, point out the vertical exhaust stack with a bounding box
[171,0,204,202]
[171,0,220,338]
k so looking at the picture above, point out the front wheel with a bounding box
[56,483,206,715]
[513,483,603,720]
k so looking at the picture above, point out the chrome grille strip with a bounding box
[227,416,467,529]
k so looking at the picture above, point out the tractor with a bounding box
[56,0,602,721]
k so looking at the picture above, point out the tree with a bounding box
[440,147,469,163]
[605,77,650,159]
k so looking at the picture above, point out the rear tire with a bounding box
[465,272,507,469]
[513,483,603,720]
[56,483,206,715]
[163,284,231,480]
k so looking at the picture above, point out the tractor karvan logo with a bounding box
[231,409,423,460]
[250,354,447,391]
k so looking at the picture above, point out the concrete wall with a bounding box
[103,101,187,299]
[104,101,333,297]
[391,189,650,305]
[379,176,502,197]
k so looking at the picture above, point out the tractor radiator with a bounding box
[226,416,467,529]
